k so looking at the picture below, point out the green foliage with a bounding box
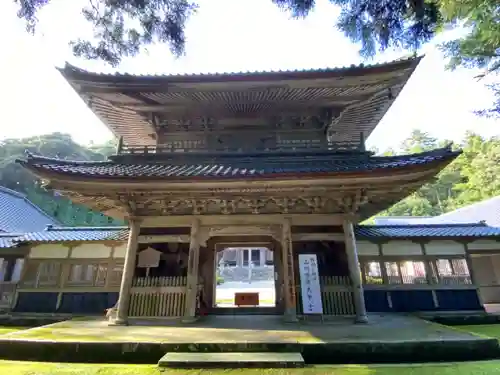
[0,132,123,227]
[375,129,500,218]
[15,0,197,67]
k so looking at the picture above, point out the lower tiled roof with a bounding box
[0,234,23,249]
[17,147,460,180]
[2,223,500,249]
[14,225,129,244]
[0,186,60,232]
[356,223,500,239]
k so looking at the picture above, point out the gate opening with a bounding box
[215,246,276,308]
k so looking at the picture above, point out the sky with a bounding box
[0,0,498,151]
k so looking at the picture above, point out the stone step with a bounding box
[158,352,305,368]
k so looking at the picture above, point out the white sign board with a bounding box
[298,254,323,315]
[137,247,161,268]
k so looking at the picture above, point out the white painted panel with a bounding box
[468,240,500,251]
[356,241,379,256]
[71,244,111,259]
[382,241,422,256]
[29,244,69,259]
[113,244,127,258]
[425,240,465,255]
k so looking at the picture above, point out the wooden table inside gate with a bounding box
[234,292,259,306]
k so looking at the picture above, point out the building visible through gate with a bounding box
[17,57,467,324]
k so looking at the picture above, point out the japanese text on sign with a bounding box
[298,254,323,315]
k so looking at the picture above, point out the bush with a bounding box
[216,275,225,285]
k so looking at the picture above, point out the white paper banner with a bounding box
[298,254,323,315]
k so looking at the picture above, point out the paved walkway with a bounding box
[216,280,276,305]
[3,314,483,344]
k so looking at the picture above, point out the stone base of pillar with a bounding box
[283,308,298,323]
[108,318,128,326]
[354,315,369,324]
[181,316,198,324]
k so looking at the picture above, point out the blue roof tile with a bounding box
[356,223,500,239]
[0,186,60,232]
[0,234,22,249]
[3,223,498,248]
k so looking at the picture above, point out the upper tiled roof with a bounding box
[356,223,500,239]
[60,56,418,80]
[0,186,60,232]
[59,57,421,145]
[15,225,129,244]
[18,147,460,180]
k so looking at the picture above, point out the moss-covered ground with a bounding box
[2,361,500,375]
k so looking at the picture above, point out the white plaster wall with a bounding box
[113,244,127,258]
[468,240,500,251]
[356,241,379,256]
[29,244,69,258]
[70,244,111,259]
[382,241,422,256]
[425,240,465,256]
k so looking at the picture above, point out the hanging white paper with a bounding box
[298,254,323,315]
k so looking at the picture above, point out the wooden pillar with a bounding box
[281,219,298,322]
[183,218,201,323]
[113,217,141,326]
[342,218,368,324]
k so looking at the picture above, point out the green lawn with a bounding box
[457,325,500,340]
[1,361,500,375]
[0,327,24,335]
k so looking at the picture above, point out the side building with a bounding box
[1,223,500,316]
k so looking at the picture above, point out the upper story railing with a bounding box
[116,137,366,156]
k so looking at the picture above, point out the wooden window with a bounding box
[37,262,61,287]
[384,261,402,284]
[362,261,383,284]
[108,262,124,286]
[0,259,8,282]
[400,261,427,284]
[433,258,471,285]
[67,263,108,287]
[20,261,40,287]
[10,259,24,282]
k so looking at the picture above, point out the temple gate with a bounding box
[17,57,462,324]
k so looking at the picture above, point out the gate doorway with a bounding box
[213,244,278,314]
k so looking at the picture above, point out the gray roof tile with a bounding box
[15,225,129,244]
[0,186,60,232]
[18,147,460,180]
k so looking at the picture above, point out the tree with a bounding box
[15,0,197,67]
[16,0,442,66]
[375,130,500,219]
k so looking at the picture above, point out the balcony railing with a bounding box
[117,140,365,156]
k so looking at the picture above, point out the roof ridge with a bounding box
[45,225,128,231]
[361,222,488,228]
[17,151,114,166]
[19,146,459,166]
[60,55,423,78]
[372,145,460,160]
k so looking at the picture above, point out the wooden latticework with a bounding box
[296,275,354,316]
